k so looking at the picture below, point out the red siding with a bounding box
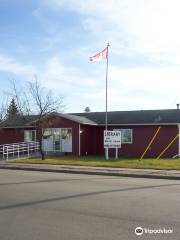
[0,128,31,144]
[0,116,80,156]
[0,119,179,158]
[81,125,179,158]
[80,125,97,155]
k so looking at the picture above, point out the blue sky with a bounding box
[1,0,180,113]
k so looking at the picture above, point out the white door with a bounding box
[42,138,53,152]
[62,137,72,152]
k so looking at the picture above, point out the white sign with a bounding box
[104,130,121,148]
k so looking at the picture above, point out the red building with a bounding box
[0,109,180,158]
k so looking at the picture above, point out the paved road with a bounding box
[0,169,180,240]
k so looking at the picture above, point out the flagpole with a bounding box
[105,43,110,160]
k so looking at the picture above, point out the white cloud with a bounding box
[40,55,99,91]
[37,54,180,111]
[1,52,179,112]
[0,54,36,78]
[80,65,180,111]
[109,66,180,95]
[23,0,180,112]
[43,0,180,64]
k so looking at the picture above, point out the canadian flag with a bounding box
[89,47,108,61]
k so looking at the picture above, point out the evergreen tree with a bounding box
[7,98,19,118]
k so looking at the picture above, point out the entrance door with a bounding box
[42,136,53,152]
[62,137,72,152]
[61,129,72,152]
[53,134,61,151]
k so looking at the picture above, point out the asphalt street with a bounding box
[0,169,180,240]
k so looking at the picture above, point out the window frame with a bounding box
[24,130,36,142]
[113,129,133,144]
[42,128,72,152]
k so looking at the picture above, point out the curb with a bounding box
[1,164,180,180]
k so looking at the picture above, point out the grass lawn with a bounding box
[12,155,180,170]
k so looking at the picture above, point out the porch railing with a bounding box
[0,141,40,160]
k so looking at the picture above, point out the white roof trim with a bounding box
[98,123,180,126]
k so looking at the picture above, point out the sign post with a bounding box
[115,148,118,159]
[104,130,121,159]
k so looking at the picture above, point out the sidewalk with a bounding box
[1,161,180,180]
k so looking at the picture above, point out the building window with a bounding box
[24,130,36,142]
[61,129,72,140]
[42,128,72,152]
[114,129,132,144]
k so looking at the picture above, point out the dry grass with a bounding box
[12,155,180,170]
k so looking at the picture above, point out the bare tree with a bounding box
[11,79,65,159]
[0,93,11,122]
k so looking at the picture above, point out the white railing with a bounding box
[0,141,40,160]
[172,154,180,158]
